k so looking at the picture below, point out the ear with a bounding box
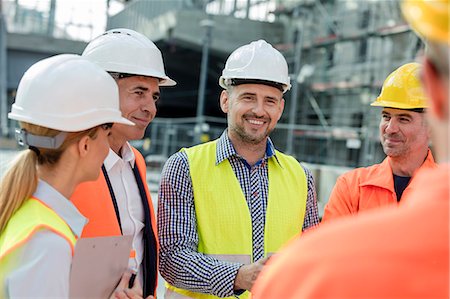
[219,90,230,113]
[422,58,448,120]
[77,135,91,158]
[277,98,285,121]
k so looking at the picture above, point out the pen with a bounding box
[128,272,136,289]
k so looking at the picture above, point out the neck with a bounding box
[108,134,125,156]
[389,148,429,177]
[38,166,79,199]
[228,132,267,166]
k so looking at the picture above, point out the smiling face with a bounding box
[109,76,160,153]
[220,83,284,146]
[379,107,430,158]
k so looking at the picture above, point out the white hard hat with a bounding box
[8,54,134,132]
[82,28,176,86]
[219,39,291,93]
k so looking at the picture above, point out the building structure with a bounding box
[0,0,424,212]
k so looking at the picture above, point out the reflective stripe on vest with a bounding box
[166,140,307,299]
[0,198,76,297]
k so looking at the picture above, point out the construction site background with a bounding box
[0,0,424,216]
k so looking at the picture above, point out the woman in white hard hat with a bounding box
[0,54,144,298]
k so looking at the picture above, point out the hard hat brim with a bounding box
[370,99,428,109]
[219,76,290,93]
[8,108,135,132]
[159,76,177,86]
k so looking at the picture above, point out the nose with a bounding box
[142,95,157,116]
[251,99,265,117]
[384,118,399,134]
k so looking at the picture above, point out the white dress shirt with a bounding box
[5,179,87,298]
[103,143,145,286]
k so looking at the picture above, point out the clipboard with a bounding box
[69,235,133,298]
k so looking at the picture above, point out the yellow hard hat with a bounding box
[401,0,449,44]
[371,62,428,109]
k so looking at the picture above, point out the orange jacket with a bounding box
[71,147,158,297]
[323,149,436,221]
[252,165,449,299]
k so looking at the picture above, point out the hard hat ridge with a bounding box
[371,62,429,110]
[82,28,176,86]
[8,54,134,132]
[219,39,291,93]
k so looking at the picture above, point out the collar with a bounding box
[215,130,281,167]
[34,179,87,238]
[103,142,136,171]
[361,149,436,189]
[404,163,449,205]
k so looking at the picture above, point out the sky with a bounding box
[4,0,124,41]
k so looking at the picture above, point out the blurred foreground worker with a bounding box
[158,39,319,298]
[252,1,449,297]
[71,28,176,298]
[323,62,436,221]
[0,54,140,298]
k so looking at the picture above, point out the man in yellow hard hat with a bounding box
[322,62,437,221]
[251,0,449,298]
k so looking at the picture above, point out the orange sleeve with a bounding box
[322,173,359,222]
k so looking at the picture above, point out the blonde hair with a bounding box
[0,122,100,233]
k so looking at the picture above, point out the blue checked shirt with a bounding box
[158,131,319,297]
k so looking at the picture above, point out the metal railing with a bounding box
[138,115,381,168]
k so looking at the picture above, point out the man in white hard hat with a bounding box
[71,28,176,298]
[157,40,319,298]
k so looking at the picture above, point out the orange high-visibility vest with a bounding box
[71,147,157,239]
[71,147,158,296]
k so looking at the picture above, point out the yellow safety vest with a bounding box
[0,198,77,298]
[166,140,307,299]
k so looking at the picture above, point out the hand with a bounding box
[110,271,145,299]
[233,257,270,291]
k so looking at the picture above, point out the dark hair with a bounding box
[229,78,284,92]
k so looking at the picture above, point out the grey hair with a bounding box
[225,85,235,95]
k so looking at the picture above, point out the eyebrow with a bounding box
[131,86,160,96]
[382,111,413,118]
[132,86,149,92]
[265,95,279,101]
[238,92,280,101]
[238,92,256,97]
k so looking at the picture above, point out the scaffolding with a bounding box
[99,0,424,171]
[1,0,425,209]
[133,0,423,170]
[278,0,423,167]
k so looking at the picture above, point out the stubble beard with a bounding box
[230,122,272,145]
[382,140,408,158]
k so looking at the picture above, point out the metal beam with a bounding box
[286,7,304,155]
[194,16,214,143]
[0,5,8,137]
